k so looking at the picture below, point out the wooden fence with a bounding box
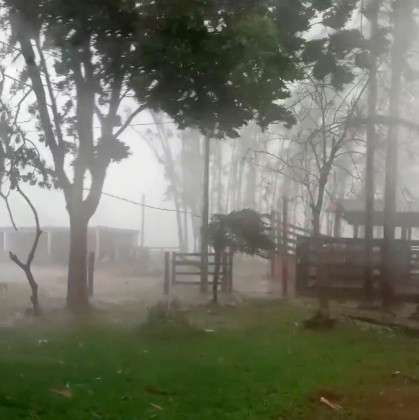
[296,236,419,295]
[163,251,233,295]
[267,211,311,256]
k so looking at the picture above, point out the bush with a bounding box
[146,299,190,328]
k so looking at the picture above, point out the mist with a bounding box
[1,1,419,419]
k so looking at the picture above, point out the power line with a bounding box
[20,120,177,133]
[83,188,200,217]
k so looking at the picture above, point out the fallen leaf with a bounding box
[49,388,72,398]
[145,385,170,396]
[148,403,163,410]
[320,396,341,410]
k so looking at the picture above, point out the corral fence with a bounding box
[266,210,310,296]
[163,251,233,295]
[296,236,419,298]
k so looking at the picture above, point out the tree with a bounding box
[136,112,188,252]
[131,0,361,288]
[2,0,363,308]
[0,96,49,315]
[362,0,380,305]
[251,79,366,238]
[381,0,415,308]
[3,0,144,308]
[208,209,273,304]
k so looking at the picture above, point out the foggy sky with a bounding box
[0,114,182,248]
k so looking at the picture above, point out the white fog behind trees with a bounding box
[3,0,419,252]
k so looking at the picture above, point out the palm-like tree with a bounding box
[208,209,274,303]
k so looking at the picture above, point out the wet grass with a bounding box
[0,301,418,419]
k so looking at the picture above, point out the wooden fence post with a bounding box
[317,239,330,315]
[164,251,170,295]
[88,251,95,297]
[171,252,176,286]
[221,252,228,292]
[228,252,234,292]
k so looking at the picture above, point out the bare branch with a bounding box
[16,184,42,266]
[0,192,18,230]
[114,105,147,138]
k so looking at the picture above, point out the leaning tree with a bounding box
[208,209,274,304]
[0,92,51,314]
[2,0,147,308]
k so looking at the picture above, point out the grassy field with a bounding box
[0,301,418,419]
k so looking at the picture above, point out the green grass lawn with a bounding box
[0,301,418,419]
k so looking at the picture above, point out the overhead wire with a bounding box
[83,188,201,218]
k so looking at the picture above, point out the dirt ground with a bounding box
[2,258,419,418]
[0,255,285,325]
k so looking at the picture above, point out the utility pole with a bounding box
[141,193,145,248]
[201,136,210,291]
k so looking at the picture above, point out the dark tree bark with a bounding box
[201,136,210,291]
[212,248,222,304]
[363,0,379,304]
[67,214,90,307]
[311,165,330,238]
[10,11,144,310]
[8,186,42,315]
[381,0,410,308]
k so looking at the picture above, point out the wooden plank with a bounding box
[171,252,176,285]
[174,252,216,257]
[164,251,170,295]
[174,261,219,266]
[174,280,224,286]
[173,280,201,285]
[288,224,311,234]
[176,271,218,276]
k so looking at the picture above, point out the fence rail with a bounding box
[163,251,234,294]
[296,236,419,293]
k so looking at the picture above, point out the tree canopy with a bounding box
[131,0,362,137]
[209,209,274,257]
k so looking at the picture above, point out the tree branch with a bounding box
[16,184,42,266]
[114,105,147,138]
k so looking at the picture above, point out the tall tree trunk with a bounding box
[244,162,256,209]
[201,137,210,291]
[26,269,40,315]
[311,169,329,237]
[67,212,89,308]
[363,0,379,304]
[312,207,321,238]
[231,156,239,211]
[192,213,200,252]
[209,142,219,216]
[217,144,223,213]
[174,196,185,252]
[235,160,244,209]
[183,208,189,252]
[225,142,238,212]
[312,169,330,315]
[381,0,408,308]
